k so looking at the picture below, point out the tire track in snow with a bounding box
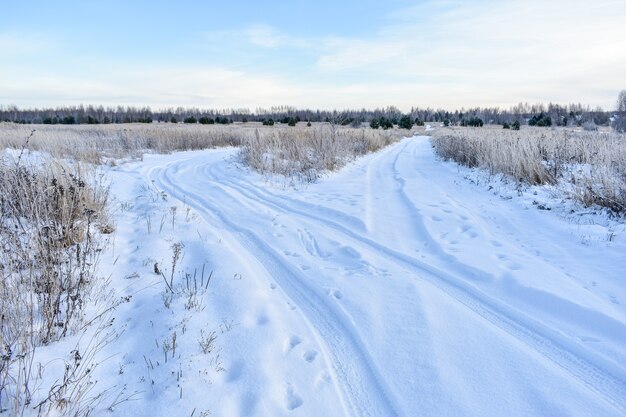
[147,160,402,417]
[192,141,626,415]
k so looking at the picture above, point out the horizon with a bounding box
[2,0,625,111]
[0,100,616,115]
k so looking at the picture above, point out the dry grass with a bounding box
[431,126,626,214]
[0,123,407,180]
[0,123,246,163]
[240,124,404,181]
[0,151,113,414]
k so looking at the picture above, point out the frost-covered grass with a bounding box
[0,151,114,415]
[0,123,404,172]
[431,126,626,214]
[239,124,402,182]
[0,123,244,163]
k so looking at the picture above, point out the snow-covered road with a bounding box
[113,136,626,416]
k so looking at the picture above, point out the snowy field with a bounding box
[95,136,626,416]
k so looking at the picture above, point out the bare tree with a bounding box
[617,90,626,113]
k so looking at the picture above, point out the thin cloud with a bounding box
[2,1,625,110]
[0,31,56,56]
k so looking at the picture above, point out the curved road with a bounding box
[142,136,626,416]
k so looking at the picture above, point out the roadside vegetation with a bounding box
[0,123,405,181]
[240,124,403,182]
[0,146,114,415]
[0,123,243,163]
[431,126,626,214]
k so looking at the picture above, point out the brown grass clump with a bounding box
[0,123,245,163]
[240,124,403,182]
[0,123,407,182]
[0,151,112,414]
[430,126,626,214]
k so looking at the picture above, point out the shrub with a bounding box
[370,119,380,129]
[215,116,231,125]
[398,115,414,130]
[414,118,424,126]
[170,116,178,123]
[287,118,297,127]
[503,122,511,129]
[199,116,215,125]
[528,113,552,127]
[62,115,75,125]
[183,116,197,124]
[379,117,394,130]
[583,121,598,131]
[461,116,484,127]
[262,118,275,126]
[443,119,450,127]
[512,120,521,130]
[307,121,312,127]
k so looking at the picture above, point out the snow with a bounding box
[45,136,626,416]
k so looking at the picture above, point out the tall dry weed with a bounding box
[431,126,626,214]
[0,151,112,414]
[0,123,246,163]
[240,124,401,181]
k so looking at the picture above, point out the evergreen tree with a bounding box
[398,115,414,130]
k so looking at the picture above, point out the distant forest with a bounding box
[0,102,621,130]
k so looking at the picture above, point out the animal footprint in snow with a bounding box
[328,289,343,300]
[284,384,303,410]
[506,262,523,271]
[303,350,318,363]
[316,370,332,387]
[256,312,269,325]
[284,335,302,354]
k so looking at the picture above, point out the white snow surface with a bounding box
[92,136,626,416]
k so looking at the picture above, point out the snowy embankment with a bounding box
[99,136,626,416]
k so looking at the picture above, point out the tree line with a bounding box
[1,93,624,132]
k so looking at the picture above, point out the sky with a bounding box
[1,0,625,111]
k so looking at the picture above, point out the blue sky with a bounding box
[2,0,625,110]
